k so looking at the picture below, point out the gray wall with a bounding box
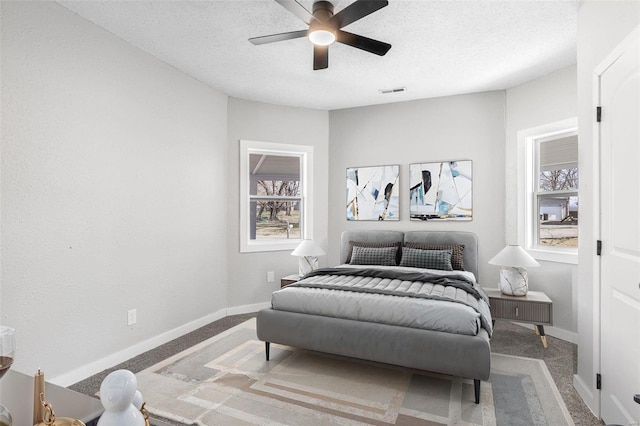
[574,0,640,415]
[226,98,330,307]
[505,65,578,340]
[328,92,506,284]
[328,74,580,340]
[1,1,229,382]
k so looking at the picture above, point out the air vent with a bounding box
[379,87,406,94]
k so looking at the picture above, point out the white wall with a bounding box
[574,0,640,416]
[226,98,329,307]
[1,2,229,383]
[328,92,506,283]
[505,65,578,339]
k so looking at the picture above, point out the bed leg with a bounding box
[265,342,270,361]
[474,379,480,404]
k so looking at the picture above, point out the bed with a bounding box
[256,230,492,403]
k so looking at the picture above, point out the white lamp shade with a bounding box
[291,240,326,257]
[488,245,540,268]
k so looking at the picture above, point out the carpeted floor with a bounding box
[135,318,572,425]
[489,322,603,426]
[69,313,603,425]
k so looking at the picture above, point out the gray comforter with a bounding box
[286,267,493,336]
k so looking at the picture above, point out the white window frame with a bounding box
[239,140,314,253]
[517,118,578,264]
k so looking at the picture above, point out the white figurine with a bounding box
[132,390,144,411]
[97,370,145,426]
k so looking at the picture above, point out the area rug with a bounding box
[134,318,573,425]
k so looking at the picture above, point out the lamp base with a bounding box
[298,256,318,277]
[499,267,528,296]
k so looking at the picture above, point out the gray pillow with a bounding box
[404,243,465,271]
[399,247,453,271]
[349,246,398,266]
[346,240,402,264]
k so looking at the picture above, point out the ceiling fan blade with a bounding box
[313,45,329,70]
[249,29,308,45]
[336,30,391,56]
[275,0,318,25]
[329,0,389,29]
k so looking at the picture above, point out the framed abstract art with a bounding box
[409,160,472,221]
[346,165,399,221]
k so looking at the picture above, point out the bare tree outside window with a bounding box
[240,141,313,253]
[254,179,301,240]
[536,134,579,248]
[248,152,303,241]
[256,180,300,221]
[539,168,578,191]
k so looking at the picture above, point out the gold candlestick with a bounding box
[33,369,45,425]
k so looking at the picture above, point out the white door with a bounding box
[599,27,640,426]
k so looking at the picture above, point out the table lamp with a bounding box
[291,239,325,277]
[488,245,540,296]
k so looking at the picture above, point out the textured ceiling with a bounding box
[57,0,580,111]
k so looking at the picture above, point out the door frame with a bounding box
[593,24,640,421]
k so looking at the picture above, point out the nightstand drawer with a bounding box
[490,298,552,325]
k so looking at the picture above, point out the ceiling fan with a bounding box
[249,0,391,70]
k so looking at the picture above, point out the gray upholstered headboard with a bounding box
[340,230,479,279]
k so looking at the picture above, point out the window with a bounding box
[535,134,578,248]
[518,118,578,264]
[240,140,314,253]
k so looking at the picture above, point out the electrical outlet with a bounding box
[127,309,137,326]
[267,271,275,283]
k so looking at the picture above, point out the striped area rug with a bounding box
[135,318,573,425]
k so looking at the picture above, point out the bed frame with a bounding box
[256,230,491,403]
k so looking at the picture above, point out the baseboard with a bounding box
[227,301,270,316]
[573,373,599,418]
[50,303,265,387]
[511,322,578,344]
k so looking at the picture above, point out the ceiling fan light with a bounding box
[308,29,335,46]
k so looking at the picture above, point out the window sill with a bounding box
[526,247,578,265]
[240,239,301,253]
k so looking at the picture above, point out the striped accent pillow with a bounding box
[346,241,402,264]
[399,247,453,271]
[403,243,465,271]
[349,246,398,266]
